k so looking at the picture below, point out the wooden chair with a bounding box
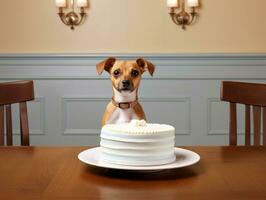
[220,81,266,146]
[0,80,34,146]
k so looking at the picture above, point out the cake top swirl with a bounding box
[102,120,175,134]
[130,119,147,127]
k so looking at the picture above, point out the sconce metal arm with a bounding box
[169,7,197,30]
[58,7,87,30]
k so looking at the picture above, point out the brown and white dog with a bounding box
[96,57,155,126]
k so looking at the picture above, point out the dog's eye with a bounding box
[113,70,121,77]
[131,70,139,77]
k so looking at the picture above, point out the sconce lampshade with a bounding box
[56,0,67,7]
[77,0,88,7]
[187,0,199,7]
[167,0,178,8]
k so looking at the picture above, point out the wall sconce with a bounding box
[167,0,199,30]
[55,0,88,30]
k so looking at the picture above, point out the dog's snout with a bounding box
[122,80,130,87]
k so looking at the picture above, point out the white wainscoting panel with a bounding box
[1,54,266,146]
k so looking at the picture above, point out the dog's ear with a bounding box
[136,58,155,76]
[96,57,116,75]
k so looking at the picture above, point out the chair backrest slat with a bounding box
[253,106,261,146]
[0,105,4,145]
[19,102,30,146]
[221,81,266,146]
[230,102,237,145]
[0,81,34,146]
[263,107,266,146]
[5,104,13,146]
[245,105,251,146]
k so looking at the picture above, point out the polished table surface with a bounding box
[0,146,266,200]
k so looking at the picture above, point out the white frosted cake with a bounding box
[100,120,176,166]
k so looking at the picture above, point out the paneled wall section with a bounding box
[0,54,266,146]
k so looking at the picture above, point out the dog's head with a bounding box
[96,57,155,93]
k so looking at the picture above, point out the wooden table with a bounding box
[0,146,266,200]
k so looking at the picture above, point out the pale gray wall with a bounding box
[1,54,266,146]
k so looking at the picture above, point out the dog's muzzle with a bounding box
[119,80,133,92]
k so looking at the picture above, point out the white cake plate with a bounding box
[78,147,200,171]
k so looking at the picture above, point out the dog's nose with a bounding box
[122,80,130,87]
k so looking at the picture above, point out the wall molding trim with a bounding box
[61,97,108,135]
[207,97,245,135]
[1,53,266,80]
[61,97,191,135]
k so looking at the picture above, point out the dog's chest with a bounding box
[107,108,138,124]
[107,89,139,124]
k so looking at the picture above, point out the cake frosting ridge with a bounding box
[102,119,175,134]
[100,120,176,166]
